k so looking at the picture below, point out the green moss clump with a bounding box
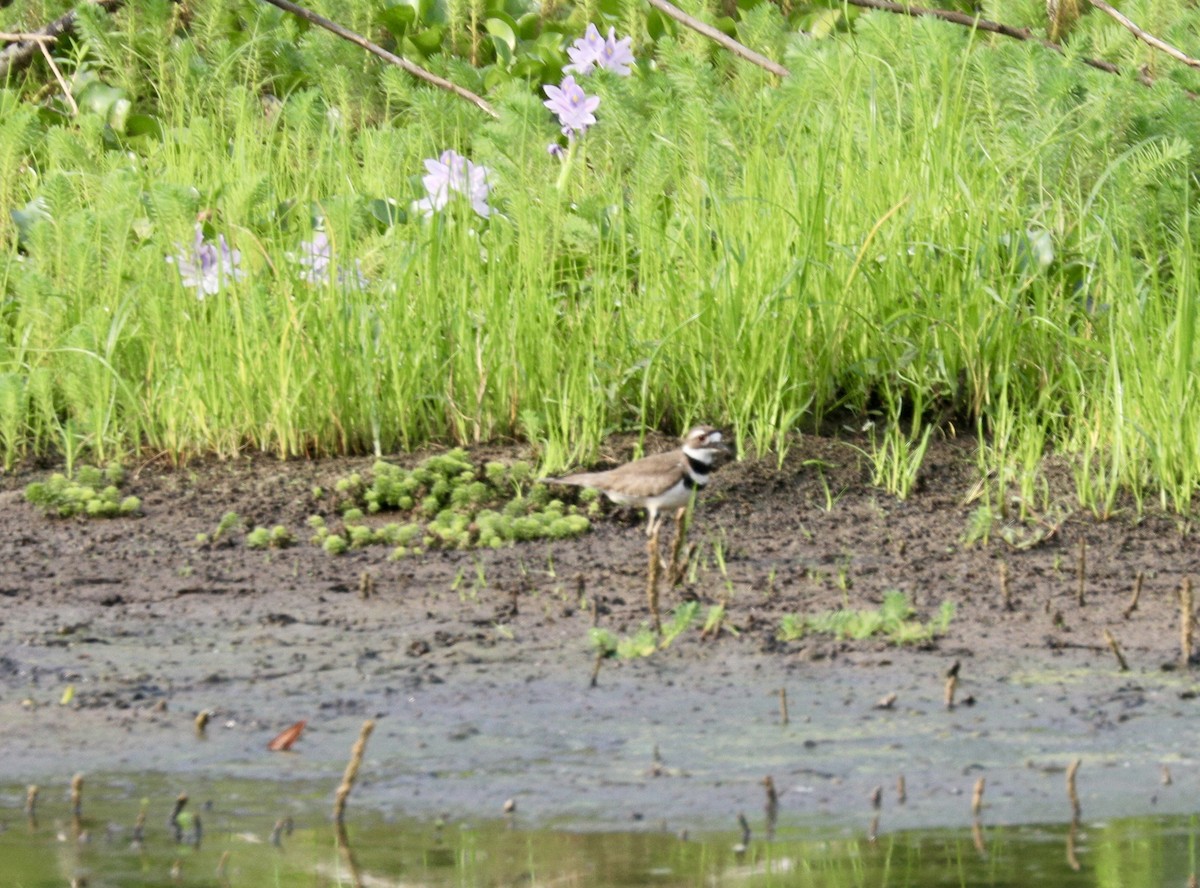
[24,464,142,519]
[320,449,591,555]
[246,524,293,550]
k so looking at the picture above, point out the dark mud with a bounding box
[2,432,1199,834]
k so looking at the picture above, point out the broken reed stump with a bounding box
[667,506,693,587]
[972,816,987,857]
[944,674,958,710]
[1076,539,1087,606]
[1103,628,1129,671]
[971,777,985,816]
[589,649,604,688]
[1000,561,1013,611]
[1123,571,1143,619]
[778,687,789,726]
[763,776,778,840]
[70,773,83,836]
[1066,816,1081,872]
[333,720,375,826]
[1066,758,1082,819]
[25,784,37,829]
[169,793,188,843]
[1179,578,1194,668]
[645,525,663,637]
[734,812,751,856]
[896,774,906,805]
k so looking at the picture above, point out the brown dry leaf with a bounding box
[267,720,306,752]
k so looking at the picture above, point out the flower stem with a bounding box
[555,139,579,191]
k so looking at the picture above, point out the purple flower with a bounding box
[564,23,606,75]
[167,225,244,299]
[543,75,600,138]
[547,143,565,158]
[412,149,493,219]
[565,24,634,76]
[296,231,367,289]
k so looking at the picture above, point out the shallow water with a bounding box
[2,775,1196,887]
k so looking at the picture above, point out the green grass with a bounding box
[4,2,1200,515]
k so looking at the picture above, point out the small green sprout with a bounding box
[213,511,241,541]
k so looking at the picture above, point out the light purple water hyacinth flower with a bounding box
[167,224,245,299]
[543,75,600,138]
[412,149,493,219]
[565,24,634,76]
[296,231,367,289]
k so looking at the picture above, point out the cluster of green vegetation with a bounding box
[5,1,1200,518]
[310,450,591,555]
[589,601,710,658]
[778,591,954,646]
[23,463,141,518]
[245,524,295,549]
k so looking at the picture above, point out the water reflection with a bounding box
[0,777,1196,887]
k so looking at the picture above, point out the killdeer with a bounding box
[549,426,730,535]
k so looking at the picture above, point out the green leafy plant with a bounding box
[778,591,954,646]
[24,464,141,518]
[589,602,700,659]
[245,525,295,549]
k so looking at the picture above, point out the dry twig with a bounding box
[1123,570,1143,619]
[1180,577,1195,668]
[1102,628,1129,671]
[256,0,498,118]
[333,720,375,825]
[644,0,790,78]
[1088,0,1200,70]
[840,0,1122,77]
[0,1,124,80]
[1066,758,1082,819]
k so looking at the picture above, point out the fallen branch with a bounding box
[257,0,498,118]
[644,0,790,78]
[1088,0,1200,70]
[840,0,1121,77]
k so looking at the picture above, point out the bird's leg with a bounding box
[644,510,661,538]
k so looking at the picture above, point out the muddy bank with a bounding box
[2,432,1198,832]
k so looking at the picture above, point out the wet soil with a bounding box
[2,431,1199,834]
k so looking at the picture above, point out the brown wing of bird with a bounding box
[553,450,688,498]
